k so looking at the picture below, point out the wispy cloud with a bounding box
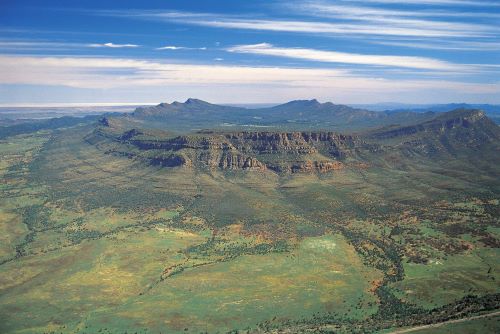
[88,42,139,48]
[0,41,72,47]
[156,45,184,50]
[0,40,79,51]
[156,45,207,50]
[227,43,470,71]
[0,54,350,89]
[374,40,500,51]
[0,54,498,103]
[1,3,499,104]
[291,1,500,52]
[0,40,144,51]
[97,10,493,38]
[299,1,500,20]
[0,40,151,51]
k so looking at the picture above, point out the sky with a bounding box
[0,0,499,105]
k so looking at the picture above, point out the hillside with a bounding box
[90,108,499,176]
[368,109,500,162]
[378,103,500,125]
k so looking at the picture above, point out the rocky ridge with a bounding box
[89,123,365,173]
[87,107,500,173]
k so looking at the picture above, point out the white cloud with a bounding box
[299,1,500,23]
[156,45,207,50]
[181,18,489,38]
[0,54,498,104]
[287,2,500,53]
[285,1,499,51]
[88,42,139,48]
[101,10,492,38]
[0,54,348,89]
[227,43,470,71]
[156,45,184,50]
[0,40,140,51]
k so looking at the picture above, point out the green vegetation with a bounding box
[75,234,381,334]
[0,108,499,333]
[0,115,99,140]
[395,313,500,333]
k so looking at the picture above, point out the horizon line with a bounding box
[0,100,497,108]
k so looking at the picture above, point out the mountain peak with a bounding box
[157,98,211,107]
[271,99,323,110]
[291,99,320,106]
[185,98,210,105]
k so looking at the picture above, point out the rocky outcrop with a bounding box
[222,131,359,155]
[91,127,363,173]
[129,135,236,151]
[218,153,266,170]
[88,107,500,173]
[291,161,343,173]
[129,131,361,155]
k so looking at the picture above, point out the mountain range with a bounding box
[355,103,500,124]
[130,98,437,132]
[91,101,499,183]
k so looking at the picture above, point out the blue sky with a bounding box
[1,0,499,105]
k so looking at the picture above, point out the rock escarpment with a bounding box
[89,123,365,173]
[88,108,500,173]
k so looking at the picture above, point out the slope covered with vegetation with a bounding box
[0,105,499,333]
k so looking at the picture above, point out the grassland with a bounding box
[0,124,499,333]
[74,234,380,334]
[389,248,499,309]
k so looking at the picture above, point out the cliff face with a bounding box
[89,127,364,173]
[140,131,362,172]
[132,131,360,153]
[88,108,500,173]
[222,131,358,156]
